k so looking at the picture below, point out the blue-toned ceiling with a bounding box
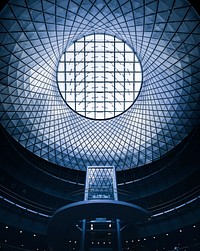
[0,0,200,171]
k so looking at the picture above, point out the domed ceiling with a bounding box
[0,0,200,171]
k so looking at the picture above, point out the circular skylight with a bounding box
[57,34,142,120]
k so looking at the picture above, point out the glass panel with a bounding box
[57,34,142,119]
[85,166,117,200]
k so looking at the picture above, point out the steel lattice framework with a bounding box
[0,0,200,171]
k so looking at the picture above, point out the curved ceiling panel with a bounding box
[0,0,200,171]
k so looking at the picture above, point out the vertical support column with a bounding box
[80,219,86,251]
[112,219,122,251]
[116,219,122,251]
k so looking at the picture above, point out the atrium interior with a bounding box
[0,0,200,250]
